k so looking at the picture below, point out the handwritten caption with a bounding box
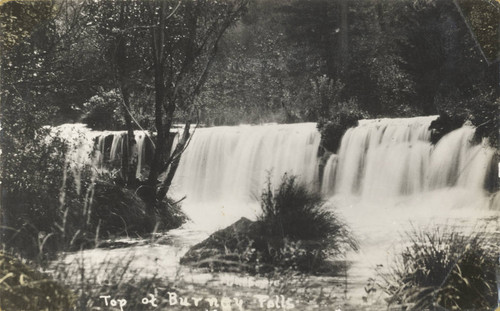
[99,292,296,311]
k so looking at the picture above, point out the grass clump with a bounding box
[257,174,357,272]
[382,227,498,310]
[182,173,357,275]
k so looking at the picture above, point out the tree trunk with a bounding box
[147,67,166,192]
[121,90,137,186]
[147,0,168,204]
[115,0,137,186]
[156,122,190,201]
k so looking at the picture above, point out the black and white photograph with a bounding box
[0,0,499,310]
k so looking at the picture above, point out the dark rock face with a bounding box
[180,217,263,272]
[429,113,464,144]
[484,152,499,193]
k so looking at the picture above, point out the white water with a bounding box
[314,117,498,302]
[53,118,497,225]
[172,123,321,228]
[324,117,495,203]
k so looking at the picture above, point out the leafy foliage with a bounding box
[197,0,497,127]
[435,87,499,148]
[317,99,368,153]
[258,174,358,272]
[382,227,498,310]
[81,89,124,130]
[1,133,68,259]
[260,174,343,243]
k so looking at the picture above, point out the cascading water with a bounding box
[171,123,321,227]
[321,154,338,196]
[315,117,497,301]
[322,116,496,207]
[50,124,162,193]
[54,118,496,218]
[173,123,321,202]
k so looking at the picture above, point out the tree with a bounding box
[146,0,249,202]
[85,0,249,206]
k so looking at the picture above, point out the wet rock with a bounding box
[429,112,464,144]
[180,217,264,272]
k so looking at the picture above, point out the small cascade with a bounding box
[135,133,147,178]
[321,154,338,196]
[51,124,160,185]
[427,124,494,191]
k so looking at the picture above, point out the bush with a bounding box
[436,88,499,148]
[181,174,357,274]
[382,227,498,310]
[258,174,357,272]
[1,130,69,259]
[71,180,187,248]
[81,89,124,130]
[260,174,353,247]
[0,252,75,310]
[317,99,367,152]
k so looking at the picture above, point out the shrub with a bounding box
[1,130,69,259]
[382,227,498,310]
[81,89,124,130]
[90,181,186,236]
[317,99,368,152]
[258,174,357,273]
[181,174,357,275]
[436,88,499,148]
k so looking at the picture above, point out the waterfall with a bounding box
[52,117,496,228]
[325,116,495,201]
[172,123,321,204]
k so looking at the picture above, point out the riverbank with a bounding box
[41,190,499,311]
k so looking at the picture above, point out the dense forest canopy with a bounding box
[200,0,499,125]
[1,0,498,128]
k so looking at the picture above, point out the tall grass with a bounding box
[381,226,498,310]
[257,173,357,273]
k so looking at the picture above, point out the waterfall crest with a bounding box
[52,116,496,225]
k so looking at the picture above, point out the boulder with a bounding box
[180,217,264,271]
